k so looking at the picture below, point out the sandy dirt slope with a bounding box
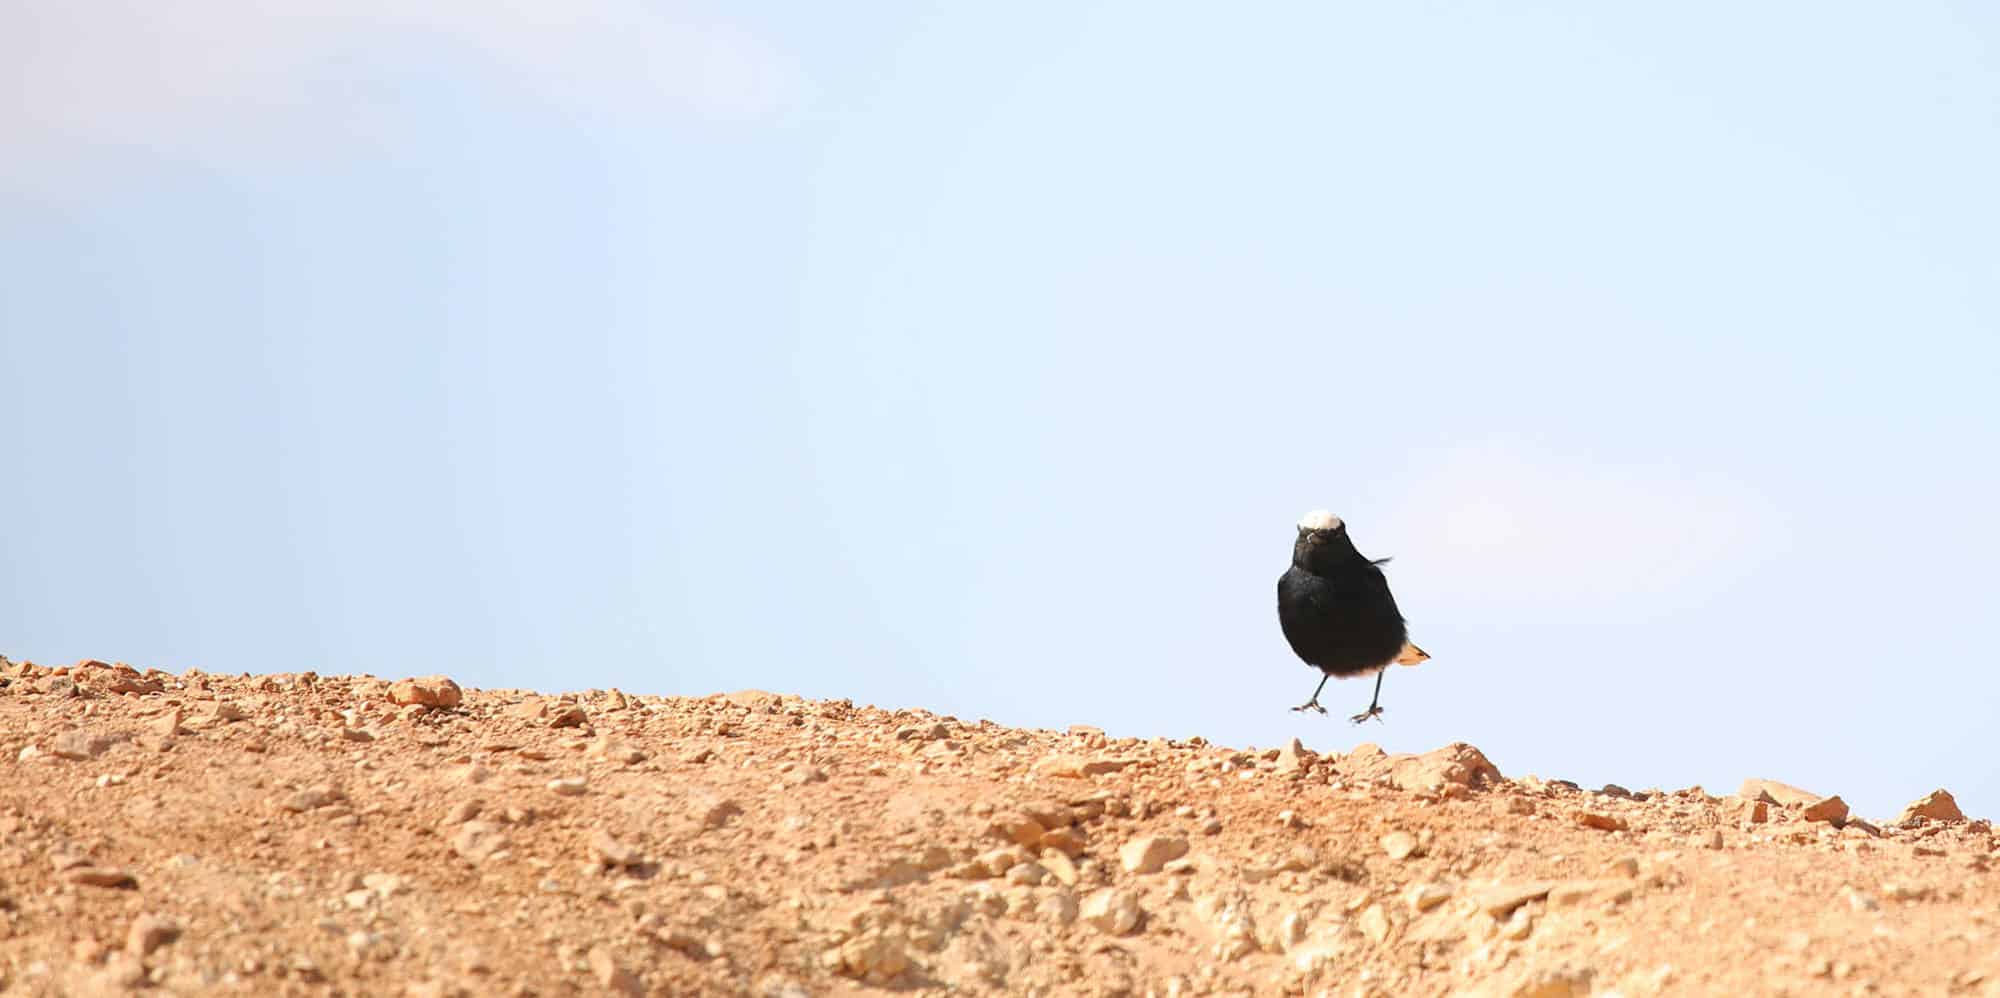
[1,656,1996,997]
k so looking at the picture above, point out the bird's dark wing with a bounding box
[1326,560,1393,597]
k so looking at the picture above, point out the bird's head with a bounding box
[1294,510,1351,567]
[1296,509,1345,543]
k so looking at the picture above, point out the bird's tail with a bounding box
[1395,641,1430,666]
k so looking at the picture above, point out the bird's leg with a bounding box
[1349,671,1386,724]
[1291,674,1330,715]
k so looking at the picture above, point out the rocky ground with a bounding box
[1,656,1996,997]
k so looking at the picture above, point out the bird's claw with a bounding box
[1348,706,1384,725]
[1291,700,1329,715]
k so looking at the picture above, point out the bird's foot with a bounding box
[1348,705,1384,724]
[1291,698,1329,716]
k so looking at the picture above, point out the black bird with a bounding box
[1278,510,1429,723]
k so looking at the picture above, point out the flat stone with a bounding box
[1380,831,1420,860]
[721,689,787,711]
[1080,888,1144,935]
[50,730,111,761]
[361,873,407,896]
[1474,882,1556,918]
[1883,881,1933,902]
[693,795,743,829]
[833,930,912,983]
[126,914,182,956]
[1407,883,1452,912]
[1040,851,1080,886]
[1548,879,1634,908]
[102,674,164,696]
[1018,800,1075,829]
[592,831,643,868]
[285,955,324,982]
[657,929,712,959]
[388,676,463,710]
[85,955,148,993]
[970,846,1030,878]
[1802,796,1849,826]
[452,821,510,864]
[987,811,1045,846]
[1036,891,1079,925]
[1004,862,1047,886]
[149,709,183,738]
[907,846,954,873]
[1503,966,1596,997]
[1739,778,1825,808]
[1897,789,1966,825]
[201,702,249,724]
[1386,742,1503,792]
[282,785,342,812]
[1036,754,1135,778]
[1119,835,1189,874]
[588,946,644,996]
[65,866,137,889]
[1039,826,1087,858]
[1575,811,1628,832]
[1357,903,1391,943]
[588,739,647,765]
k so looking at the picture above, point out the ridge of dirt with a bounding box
[2,656,1996,997]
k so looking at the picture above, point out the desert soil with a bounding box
[1,656,1995,997]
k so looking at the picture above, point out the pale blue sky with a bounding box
[4,3,1997,821]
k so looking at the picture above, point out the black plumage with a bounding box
[1277,510,1428,723]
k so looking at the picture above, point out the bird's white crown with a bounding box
[1297,510,1343,532]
